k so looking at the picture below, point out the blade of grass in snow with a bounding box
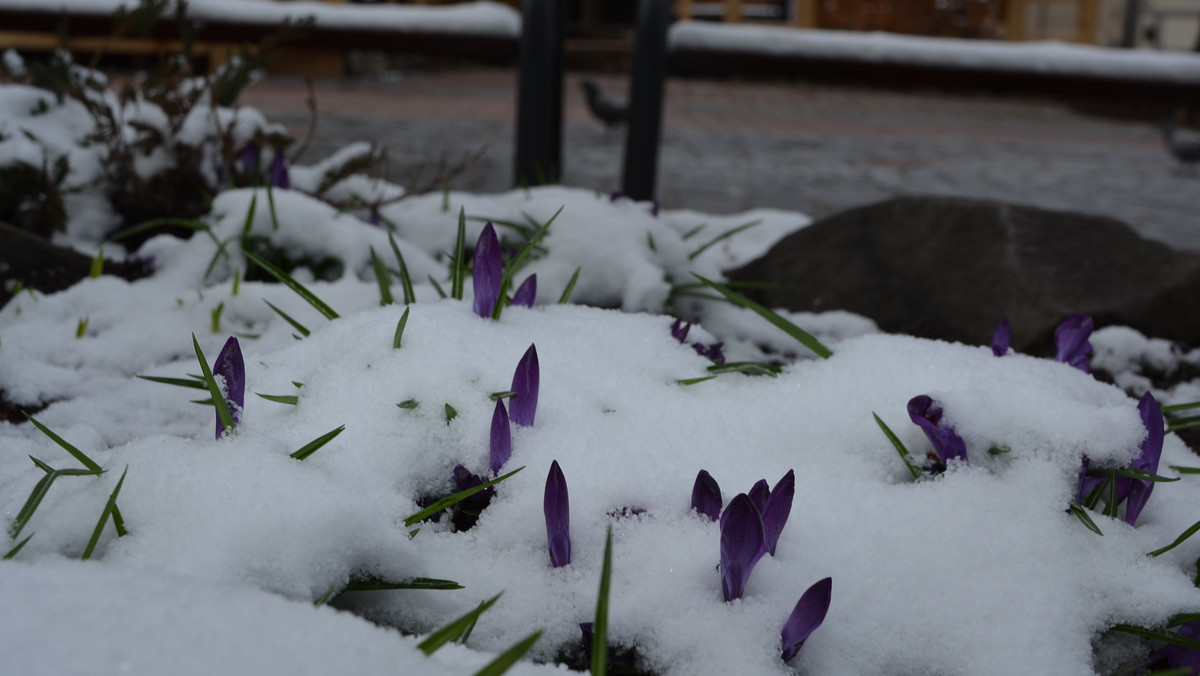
[1149,519,1200,557]
[263,299,310,338]
[1169,466,1200,474]
[418,593,503,655]
[369,246,393,306]
[343,576,464,592]
[1167,415,1200,433]
[468,215,534,239]
[106,217,217,244]
[89,249,103,278]
[428,275,448,299]
[403,467,525,527]
[592,525,613,676]
[397,399,419,409]
[692,274,833,359]
[1111,624,1200,651]
[676,376,718,385]
[10,464,101,539]
[192,334,235,435]
[1171,613,1200,625]
[241,193,258,239]
[255,393,299,405]
[266,184,279,231]
[874,413,923,481]
[314,585,337,607]
[136,375,208,390]
[75,317,88,339]
[4,533,33,559]
[1068,502,1104,536]
[211,302,224,333]
[387,233,416,304]
[681,223,707,240]
[489,391,517,401]
[445,403,457,424]
[1163,401,1200,414]
[470,630,543,676]
[290,425,345,461]
[647,231,657,252]
[81,466,127,560]
[24,414,103,473]
[558,267,581,304]
[451,207,467,301]
[244,251,339,320]
[492,205,564,320]
[1087,467,1181,483]
[393,307,410,349]
[688,218,762,261]
[707,361,782,377]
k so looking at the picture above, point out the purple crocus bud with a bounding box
[670,318,691,343]
[991,317,1011,357]
[544,460,571,567]
[747,479,770,516]
[691,469,722,521]
[609,190,624,202]
[693,341,725,365]
[1075,455,1104,504]
[490,398,511,475]
[907,395,968,465]
[213,336,244,438]
[1166,620,1200,673]
[780,577,832,663]
[237,143,260,175]
[720,493,766,602]
[1054,314,1093,373]
[472,223,502,318]
[269,149,290,189]
[512,274,537,308]
[1124,392,1164,526]
[650,201,660,217]
[509,344,539,427]
[762,470,795,557]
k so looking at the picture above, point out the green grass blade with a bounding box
[692,274,832,359]
[592,525,613,676]
[491,205,564,321]
[4,533,33,559]
[428,275,448,299]
[397,399,419,409]
[314,584,337,607]
[404,467,525,527]
[681,223,707,240]
[343,576,464,592]
[1068,501,1104,536]
[1111,624,1200,651]
[1167,416,1200,433]
[81,465,127,560]
[105,217,212,243]
[445,403,458,424]
[387,233,417,304]
[688,218,761,261]
[393,307,410,349]
[24,414,102,473]
[558,267,581,304]
[369,246,394,306]
[241,194,258,240]
[75,317,88,339]
[451,207,468,300]
[1087,467,1181,483]
[244,250,340,320]
[266,184,280,231]
[874,413,923,480]
[10,466,101,539]
[706,361,782,377]
[1149,519,1200,557]
[135,375,209,390]
[1169,465,1200,474]
[263,299,310,338]
[646,231,657,252]
[193,334,235,435]
[467,215,535,239]
[470,630,543,676]
[290,425,346,461]
[256,393,299,405]
[419,593,503,656]
[489,391,517,401]
[1162,401,1200,414]
[676,376,718,385]
[89,249,103,278]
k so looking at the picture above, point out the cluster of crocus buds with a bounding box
[235,143,290,190]
[473,223,536,319]
[670,318,725,365]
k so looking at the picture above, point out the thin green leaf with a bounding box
[393,307,410,349]
[1144,668,1194,676]
[241,194,258,240]
[1163,401,1200,414]
[89,249,103,278]
[1087,468,1181,483]
[256,393,299,405]
[489,391,518,401]
[706,361,782,377]
[646,231,657,252]
[691,274,833,359]
[592,525,613,676]
[369,246,394,306]
[681,223,707,240]
[428,275,448,299]
[243,251,340,320]
[136,374,209,390]
[290,425,346,461]
[688,218,761,261]
[397,399,419,409]
[1068,501,1104,536]
[10,466,101,539]
[1168,465,1200,474]
[314,584,337,607]
[676,376,718,385]
[24,414,102,472]
[263,299,310,338]
[874,413,923,481]
[1111,624,1200,651]
[81,466,127,560]
[192,334,235,435]
[343,576,463,592]
[4,533,33,559]
[75,317,88,339]
[451,207,468,301]
[404,467,525,527]
[190,398,216,406]
[558,267,581,304]
[106,217,213,243]
[1167,417,1200,433]
[468,215,535,239]
[491,205,564,321]
[470,630,543,676]
[445,403,458,424]
[266,184,280,231]
[987,446,1012,455]
[1149,519,1200,557]
[419,593,504,656]
[1170,613,1200,626]
[387,233,416,304]
[211,302,224,334]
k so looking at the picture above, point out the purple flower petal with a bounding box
[1125,392,1164,526]
[720,493,765,602]
[1054,314,1094,373]
[472,223,503,318]
[610,190,624,202]
[490,398,511,475]
[1075,455,1105,504]
[781,577,832,663]
[747,479,770,516]
[650,201,660,217]
[509,344,539,426]
[692,341,725,364]
[544,460,571,567]
[237,143,259,176]
[512,274,537,308]
[991,317,1011,357]
[670,318,691,344]
[691,469,722,521]
[762,470,795,556]
[1166,620,1200,673]
[269,150,290,189]
[213,336,244,438]
[907,395,968,465]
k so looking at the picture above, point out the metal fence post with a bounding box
[622,0,671,202]
[514,0,565,187]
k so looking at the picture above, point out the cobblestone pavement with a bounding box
[239,67,1200,251]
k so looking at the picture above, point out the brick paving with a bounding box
[238,67,1200,251]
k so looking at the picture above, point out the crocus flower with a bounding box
[472,223,502,318]
[1164,620,1200,673]
[650,201,660,217]
[512,274,537,308]
[762,470,795,556]
[213,336,244,438]
[509,344,539,426]
[720,493,765,602]
[544,460,571,567]
[237,143,259,176]
[781,577,832,663]
[991,317,1011,356]
[670,317,691,343]
[907,395,968,465]
[610,190,624,202]
[1124,391,1164,526]
[691,469,722,521]
[693,341,725,365]
[1054,314,1093,373]
[746,479,771,517]
[490,398,511,475]
[269,149,290,189]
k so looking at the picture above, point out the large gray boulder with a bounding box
[727,195,1200,351]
